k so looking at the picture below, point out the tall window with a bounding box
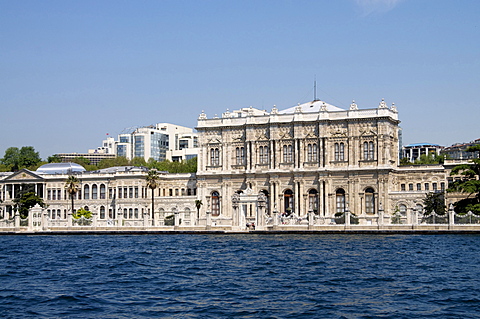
[236,147,245,165]
[334,143,345,161]
[100,206,105,219]
[259,146,269,164]
[92,185,98,199]
[365,187,375,214]
[100,184,106,199]
[336,188,346,213]
[307,143,318,162]
[284,189,294,214]
[84,185,90,200]
[283,145,293,163]
[363,141,375,160]
[308,189,319,214]
[210,148,220,166]
[211,191,220,217]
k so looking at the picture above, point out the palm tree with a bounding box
[65,175,80,216]
[195,199,203,219]
[146,169,160,220]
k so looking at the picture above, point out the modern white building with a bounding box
[113,123,198,162]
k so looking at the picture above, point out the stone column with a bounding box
[256,194,266,231]
[92,211,98,228]
[378,203,384,229]
[411,207,417,229]
[345,210,351,229]
[205,211,212,230]
[14,210,20,230]
[273,210,279,230]
[448,203,455,227]
[117,209,124,228]
[43,209,49,231]
[174,211,180,229]
[67,210,73,228]
[308,211,314,229]
[143,210,149,228]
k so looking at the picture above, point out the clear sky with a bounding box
[1,0,479,159]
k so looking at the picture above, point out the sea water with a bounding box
[1,234,479,318]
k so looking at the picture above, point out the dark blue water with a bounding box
[1,234,480,318]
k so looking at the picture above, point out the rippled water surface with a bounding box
[1,234,480,318]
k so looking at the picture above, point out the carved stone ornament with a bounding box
[378,98,388,109]
[350,100,358,110]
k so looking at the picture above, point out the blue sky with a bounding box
[1,0,479,159]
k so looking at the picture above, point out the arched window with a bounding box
[100,206,105,219]
[336,188,346,213]
[92,184,98,199]
[284,189,294,215]
[399,204,407,217]
[211,191,220,217]
[84,185,90,200]
[100,184,106,199]
[365,187,375,214]
[123,208,128,219]
[415,204,423,214]
[312,143,318,162]
[134,208,139,219]
[308,189,319,214]
[339,143,345,161]
[369,141,374,160]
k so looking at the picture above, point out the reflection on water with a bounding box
[1,234,480,318]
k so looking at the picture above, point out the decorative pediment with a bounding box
[279,128,293,139]
[208,137,222,144]
[330,129,347,137]
[232,134,245,142]
[4,169,44,182]
[360,129,378,136]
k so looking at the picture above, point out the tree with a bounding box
[423,192,446,215]
[12,191,46,218]
[0,146,42,171]
[131,157,147,167]
[97,156,130,169]
[48,154,63,163]
[415,153,444,165]
[73,207,92,219]
[146,169,160,220]
[195,199,203,219]
[65,175,80,216]
[447,145,480,214]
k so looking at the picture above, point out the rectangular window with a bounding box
[417,183,421,191]
[433,183,437,191]
[401,184,406,191]
[409,184,413,191]
[425,183,429,191]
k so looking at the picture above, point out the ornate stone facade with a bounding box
[196,99,447,228]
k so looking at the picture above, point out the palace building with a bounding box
[0,97,464,232]
[195,99,447,229]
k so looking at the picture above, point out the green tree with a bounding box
[131,157,147,167]
[0,146,41,171]
[447,145,480,214]
[65,175,80,217]
[423,192,446,215]
[146,169,160,220]
[399,157,413,166]
[48,154,63,163]
[73,207,92,219]
[12,191,46,218]
[415,153,444,165]
[97,156,130,169]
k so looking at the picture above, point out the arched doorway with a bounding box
[284,189,294,215]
